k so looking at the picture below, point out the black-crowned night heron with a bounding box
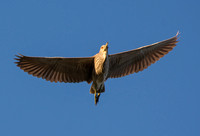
[15,33,179,105]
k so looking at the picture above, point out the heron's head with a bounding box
[100,42,108,53]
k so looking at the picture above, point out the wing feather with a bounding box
[15,54,94,83]
[108,33,179,78]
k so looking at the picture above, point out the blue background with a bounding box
[1,0,199,136]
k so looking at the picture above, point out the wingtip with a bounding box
[176,31,180,36]
[175,31,181,40]
[14,53,24,65]
[14,58,20,60]
[15,53,24,58]
[17,53,24,57]
[14,62,19,64]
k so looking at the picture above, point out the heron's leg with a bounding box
[97,93,100,98]
[94,88,97,105]
[95,93,100,105]
[95,85,102,104]
[97,93,100,102]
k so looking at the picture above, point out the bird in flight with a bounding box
[15,32,179,105]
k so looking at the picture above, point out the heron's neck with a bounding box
[102,51,108,59]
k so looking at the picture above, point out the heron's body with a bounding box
[90,44,109,103]
[15,33,179,105]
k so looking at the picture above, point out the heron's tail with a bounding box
[90,83,105,94]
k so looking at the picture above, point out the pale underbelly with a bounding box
[93,56,109,84]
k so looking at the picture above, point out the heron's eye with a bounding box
[101,47,104,49]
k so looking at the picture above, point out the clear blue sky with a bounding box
[1,0,199,136]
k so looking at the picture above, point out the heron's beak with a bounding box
[105,42,109,49]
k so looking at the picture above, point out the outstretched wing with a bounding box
[108,33,179,78]
[15,54,94,83]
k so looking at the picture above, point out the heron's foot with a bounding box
[94,93,101,105]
